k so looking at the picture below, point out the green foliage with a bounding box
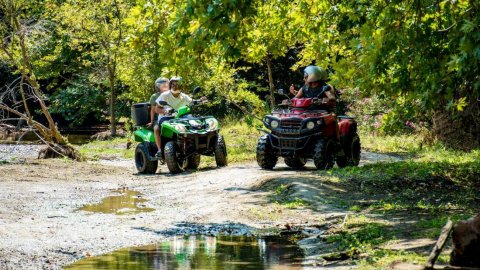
[2,0,479,146]
[327,217,388,253]
[49,82,105,127]
[79,137,133,160]
[220,120,262,162]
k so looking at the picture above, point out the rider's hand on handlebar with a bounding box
[146,121,153,127]
[200,96,207,102]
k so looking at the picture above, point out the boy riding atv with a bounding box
[154,76,206,158]
[256,65,361,170]
[131,77,227,174]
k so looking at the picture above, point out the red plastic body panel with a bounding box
[322,114,338,139]
[291,98,313,108]
[338,119,352,136]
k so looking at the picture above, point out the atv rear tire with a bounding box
[214,135,228,167]
[164,141,187,174]
[284,157,306,169]
[313,139,335,170]
[256,135,277,169]
[135,143,158,174]
[187,154,201,170]
[336,134,361,168]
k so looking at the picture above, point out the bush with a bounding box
[50,81,105,127]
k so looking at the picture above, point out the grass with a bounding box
[78,137,133,160]
[319,137,480,268]
[359,130,424,154]
[221,121,261,163]
[77,121,261,162]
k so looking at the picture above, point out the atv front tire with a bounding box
[284,157,306,169]
[313,139,335,170]
[164,141,187,174]
[187,154,201,170]
[336,133,361,168]
[256,135,277,169]
[135,143,158,174]
[214,135,228,167]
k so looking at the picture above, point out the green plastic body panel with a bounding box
[160,123,178,138]
[133,113,221,143]
[133,128,155,143]
[177,106,190,118]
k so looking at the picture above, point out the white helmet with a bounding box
[304,66,328,83]
[155,77,169,91]
[169,76,181,88]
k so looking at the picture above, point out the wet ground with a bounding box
[78,188,155,215]
[66,235,304,270]
[0,145,401,269]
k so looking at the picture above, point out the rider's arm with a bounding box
[294,87,304,98]
[289,84,297,95]
[154,104,164,115]
[148,94,157,126]
[322,87,336,107]
[149,105,156,124]
[155,94,167,113]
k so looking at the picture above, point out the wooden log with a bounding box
[425,219,454,269]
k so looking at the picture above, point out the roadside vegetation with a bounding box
[261,130,479,268]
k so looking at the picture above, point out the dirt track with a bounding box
[0,148,399,269]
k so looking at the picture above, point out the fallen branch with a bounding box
[425,219,454,269]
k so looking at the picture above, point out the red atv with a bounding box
[256,90,361,170]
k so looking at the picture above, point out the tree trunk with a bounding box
[108,64,117,137]
[266,54,275,109]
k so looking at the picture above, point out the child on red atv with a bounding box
[256,66,360,170]
[289,65,336,112]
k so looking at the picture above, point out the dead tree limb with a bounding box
[425,219,454,269]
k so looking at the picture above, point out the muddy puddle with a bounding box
[78,189,154,215]
[66,235,304,269]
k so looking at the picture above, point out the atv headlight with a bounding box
[271,120,279,128]
[205,118,218,130]
[174,124,187,133]
[189,119,203,128]
[306,121,315,130]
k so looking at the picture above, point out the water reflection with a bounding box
[78,189,155,215]
[66,235,304,269]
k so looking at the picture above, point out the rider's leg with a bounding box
[155,117,163,157]
[154,124,161,151]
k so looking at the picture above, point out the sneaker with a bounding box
[155,150,162,158]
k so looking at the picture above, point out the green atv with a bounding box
[131,89,227,174]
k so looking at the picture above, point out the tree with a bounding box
[52,0,131,136]
[292,0,479,148]
[241,0,299,108]
[0,0,80,159]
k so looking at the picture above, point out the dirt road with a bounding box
[0,149,399,269]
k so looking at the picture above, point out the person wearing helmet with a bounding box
[289,66,336,111]
[148,77,170,152]
[148,77,170,126]
[154,76,207,157]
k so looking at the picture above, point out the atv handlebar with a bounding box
[190,99,208,105]
[279,97,325,107]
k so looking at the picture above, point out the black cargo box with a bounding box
[131,103,150,126]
